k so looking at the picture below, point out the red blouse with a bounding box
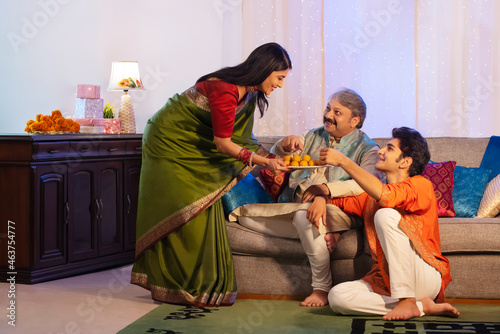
[195,80,240,138]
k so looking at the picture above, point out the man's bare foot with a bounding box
[383,298,421,321]
[300,289,329,307]
[324,232,340,252]
[421,297,460,318]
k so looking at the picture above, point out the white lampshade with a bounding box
[108,61,144,91]
[108,61,144,134]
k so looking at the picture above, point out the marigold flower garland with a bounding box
[24,110,81,133]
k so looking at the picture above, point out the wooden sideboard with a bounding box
[0,133,142,283]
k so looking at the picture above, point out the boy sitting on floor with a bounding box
[314,126,459,320]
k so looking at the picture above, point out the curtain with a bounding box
[242,0,324,137]
[323,0,416,138]
[416,0,500,137]
[240,0,500,138]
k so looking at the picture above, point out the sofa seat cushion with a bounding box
[227,221,304,258]
[226,221,364,260]
[438,218,500,253]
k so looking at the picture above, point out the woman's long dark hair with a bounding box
[197,42,292,117]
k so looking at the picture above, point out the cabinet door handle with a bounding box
[108,147,118,152]
[126,195,131,215]
[80,147,89,152]
[48,149,60,154]
[65,202,70,224]
[95,198,101,219]
[99,198,104,218]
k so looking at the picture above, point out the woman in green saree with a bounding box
[131,43,292,306]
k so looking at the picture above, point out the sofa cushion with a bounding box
[422,161,457,217]
[480,135,500,182]
[226,221,363,260]
[438,218,500,253]
[259,169,289,202]
[221,173,274,218]
[227,221,305,258]
[452,166,491,218]
[477,174,500,218]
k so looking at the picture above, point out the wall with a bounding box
[0,0,241,134]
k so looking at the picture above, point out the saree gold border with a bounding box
[184,85,255,115]
[131,272,237,306]
[135,165,254,258]
[184,86,210,111]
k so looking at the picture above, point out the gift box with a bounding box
[77,84,101,99]
[72,118,94,126]
[75,98,103,118]
[93,118,121,134]
[79,125,103,134]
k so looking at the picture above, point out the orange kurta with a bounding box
[329,175,451,303]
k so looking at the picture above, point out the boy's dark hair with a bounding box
[392,127,430,176]
[197,42,292,117]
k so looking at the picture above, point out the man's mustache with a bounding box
[324,116,336,125]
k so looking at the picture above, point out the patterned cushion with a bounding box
[452,166,491,218]
[221,173,274,218]
[422,161,457,217]
[259,169,290,202]
[477,174,500,218]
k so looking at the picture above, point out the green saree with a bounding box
[131,85,264,306]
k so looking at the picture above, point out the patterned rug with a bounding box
[118,299,500,334]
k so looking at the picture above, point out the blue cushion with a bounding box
[221,173,274,218]
[452,166,491,218]
[480,135,500,182]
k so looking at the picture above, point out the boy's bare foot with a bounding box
[421,297,460,318]
[300,289,329,307]
[324,232,340,252]
[383,298,421,321]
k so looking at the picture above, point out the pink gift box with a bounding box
[79,126,103,134]
[77,84,101,99]
[93,118,121,134]
[73,118,94,126]
[75,98,103,118]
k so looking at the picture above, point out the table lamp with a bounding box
[108,61,144,133]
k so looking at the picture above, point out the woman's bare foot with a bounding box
[421,297,460,318]
[383,298,421,321]
[300,289,329,307]
[324,232,340,252]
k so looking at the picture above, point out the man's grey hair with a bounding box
[329,88,366,129]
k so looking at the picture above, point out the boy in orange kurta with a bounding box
[316,127,459,320]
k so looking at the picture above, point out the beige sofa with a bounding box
[226,136,500,300]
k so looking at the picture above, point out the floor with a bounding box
[0,264,159,334]
[1,265,498,334]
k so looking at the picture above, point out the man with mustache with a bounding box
[237,88,382,307]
